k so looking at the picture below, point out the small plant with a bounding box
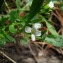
[0,0,63,48]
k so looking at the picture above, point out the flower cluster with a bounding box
[25,23,41,41]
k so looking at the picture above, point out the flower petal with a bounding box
[31,34,35,41]
[48,1,54,8]
[35,30,41,36]
[25,26,32,33]
[33,23,41,30]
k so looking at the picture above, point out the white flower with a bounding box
[31,34,35,41]
[35,30,41,36]
[33,23,41,30]
[48,1,54,8]
[25,26,32,33]
[25,23,41,41]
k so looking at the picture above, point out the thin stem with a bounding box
[4,0,11,13]
[0,51,16,63]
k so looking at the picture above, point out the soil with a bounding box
[0,41,63,63]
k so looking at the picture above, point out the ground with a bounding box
[0,41,63,63]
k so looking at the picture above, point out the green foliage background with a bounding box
[0,0,63,47]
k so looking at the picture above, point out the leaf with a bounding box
[2,28,16,43]
[31,15,42,23]
[44,35,63,47]
[16,0,21,10]
[46,21,58,35]
[31,18,42,23]
[27,0,44,21]
[20,37,28,45]
[0,16,2,22]
[0,34,6,46]
[0,38,6,46]
[4,33,15,43]
[26,0,33,4]
[9,10,17,23]
[42,17,58,35]
[9,24,17,33]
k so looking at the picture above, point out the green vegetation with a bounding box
[0,0,63,47]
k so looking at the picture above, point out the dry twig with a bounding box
[0,50,16,63]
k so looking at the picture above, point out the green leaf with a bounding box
[30,15,42,23]
[31,18,42,23]
[0,38,6,46]
[2,28,16,43]
[4,33,15,43]
[0,16,2,22]
[28,0,44,21]
[9,24,17,33]
[9,10,17,23]
[44,35,63,47]
[26,0,33,4]
[0,34,6,46]
[16,0,21,10]
[46,21,58,35]
[20,37,28,45]
[42,17,58,35]
[42,30,47,36]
